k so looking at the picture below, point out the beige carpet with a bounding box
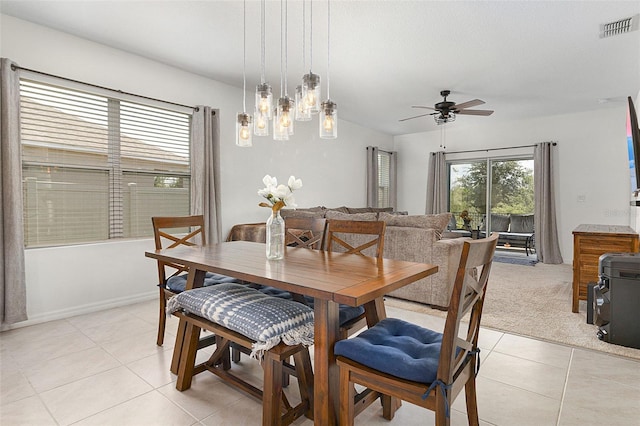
[386,261,640,360]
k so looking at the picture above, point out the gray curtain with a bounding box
[366,146,378,207]
[425,151,447,214]
[190,106,222,244]
[0,58,27,324]
[389,151,397,210]
[534,142,563,264]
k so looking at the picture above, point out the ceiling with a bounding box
[1,0,639,136]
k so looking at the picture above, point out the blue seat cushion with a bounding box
[334,317,442,384]
[256,286,365,327]
[166,272,242,293]
[167,283,315,358]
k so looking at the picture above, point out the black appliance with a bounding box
[593,253,640,349]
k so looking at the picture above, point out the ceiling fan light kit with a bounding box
[400,89,494,126]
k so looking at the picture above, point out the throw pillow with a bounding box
[325,210,377,221]
[510,214,534,233]
[280,209,325,219]
[378,212,452,237]
[325,206,349,214]
[490,214,510,232]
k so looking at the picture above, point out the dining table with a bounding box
[146,240,438,425]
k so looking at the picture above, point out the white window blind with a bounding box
[20,79,191,247]
[377,151,391,208]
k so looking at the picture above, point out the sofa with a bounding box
[227,207,468,309]
[481,213,535,255]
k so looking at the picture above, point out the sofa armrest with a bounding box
[429,237,469,307]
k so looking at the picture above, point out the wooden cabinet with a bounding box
[572,224,639,313]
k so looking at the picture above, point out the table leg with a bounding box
[313,299,339,426]
[364,297,387,327]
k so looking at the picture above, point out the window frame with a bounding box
[19,77,193,248]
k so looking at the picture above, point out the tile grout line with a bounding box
[556,348,574,426]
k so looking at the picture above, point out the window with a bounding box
[447,157,534,232]
[377,151,391,208]
[20,80,191,247]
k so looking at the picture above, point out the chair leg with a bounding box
[434,392,451,426]
[231,346,241,363]
[339,366,356,426]
[157,288,167,346]
[381,395,400,420]
[465,376,480,426]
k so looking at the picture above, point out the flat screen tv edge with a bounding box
[627,96,640,200]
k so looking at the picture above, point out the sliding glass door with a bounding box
[448,157,534,250]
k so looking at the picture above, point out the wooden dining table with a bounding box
[146,240,438,425]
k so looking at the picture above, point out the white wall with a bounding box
[394,107,631,264]
[1,15,393,326]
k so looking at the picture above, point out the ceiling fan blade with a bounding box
[411,105,436,110]
[399,113,433,122]
[456,109,494,116]
[453,99,485,110]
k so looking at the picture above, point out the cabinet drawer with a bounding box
[578,238,636,254]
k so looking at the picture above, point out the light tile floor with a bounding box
[1,300,639,425]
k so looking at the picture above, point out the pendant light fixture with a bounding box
[320,0,337,139]
[302,0,321,115]
[254,0,272,136]
[295,0,311,122]
[274,0,294,140]
[236,0,253,147]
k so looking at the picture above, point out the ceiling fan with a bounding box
[399,90,494,124]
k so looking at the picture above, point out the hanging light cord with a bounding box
[284,0,289,96]
[302,0,306,72]
[243,0,247,112]
[326,0,331,99]
[260,0,265,84]
[280,0,284,97]
[309,0,313,72]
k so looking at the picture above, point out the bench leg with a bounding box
[262,350,284,426]
[176,321,201,391]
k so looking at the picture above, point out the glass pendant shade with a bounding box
[274,97,294,139]
[302,72,321,113]
[236,113,253,147]
[255,83,274,119]
[273,110,289,140]
[319,100,337,139]
[254,108,269,136]
[294,85,311,121]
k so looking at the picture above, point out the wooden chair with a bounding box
[323,219,385,261]
[335,233,499,425]
[323,219,386,338]
[152,215,206,346]
[284,216,327,249]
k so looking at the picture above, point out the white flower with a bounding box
[262,174,277,188]
[258,174,303,211]
[288,176,303,191]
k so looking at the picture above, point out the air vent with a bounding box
[600,14,639,38]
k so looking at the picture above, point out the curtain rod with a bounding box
[434,142,557,156]
[11,64,200,112]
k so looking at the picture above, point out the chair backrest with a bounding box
[323,219,386,262]
[152,215,205,285]
[438,232,498,385]
[284,217,327,250]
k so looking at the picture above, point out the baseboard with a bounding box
[1,291,156,332]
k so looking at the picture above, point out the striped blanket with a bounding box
[167,283,314,358]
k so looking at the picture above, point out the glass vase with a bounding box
[266,210,285,260]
